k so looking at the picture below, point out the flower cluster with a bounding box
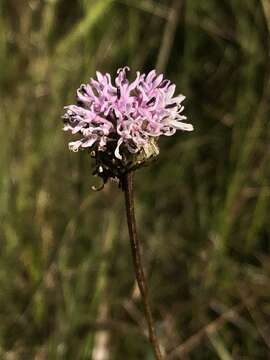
[63,67,193,184]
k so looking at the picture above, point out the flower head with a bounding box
[63,67,193,186]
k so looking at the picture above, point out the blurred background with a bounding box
[1,0,270,359]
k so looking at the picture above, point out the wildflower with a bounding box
[63,67,193,185]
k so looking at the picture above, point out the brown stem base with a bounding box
[123,172,163,360]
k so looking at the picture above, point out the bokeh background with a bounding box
[1,0,270,359]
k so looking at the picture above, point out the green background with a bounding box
[1,0,270,358]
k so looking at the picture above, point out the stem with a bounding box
[123,172,163,360]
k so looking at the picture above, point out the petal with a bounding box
[81,136,97,148]
[128,71,141,91]
[69,140,83,152]
[173,94,185,103]
[146,70,156,82]
[115,138,123,159]
[96,71,104,83]
[153,73,164,87]
[166,84,176,99]
[166,119,194,131]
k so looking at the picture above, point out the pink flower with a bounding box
[63,67,193,161]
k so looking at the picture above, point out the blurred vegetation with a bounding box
[1,0,270,359]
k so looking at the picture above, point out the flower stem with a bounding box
[123,172,163,360]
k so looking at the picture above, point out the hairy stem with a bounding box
[123,172,163,360]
